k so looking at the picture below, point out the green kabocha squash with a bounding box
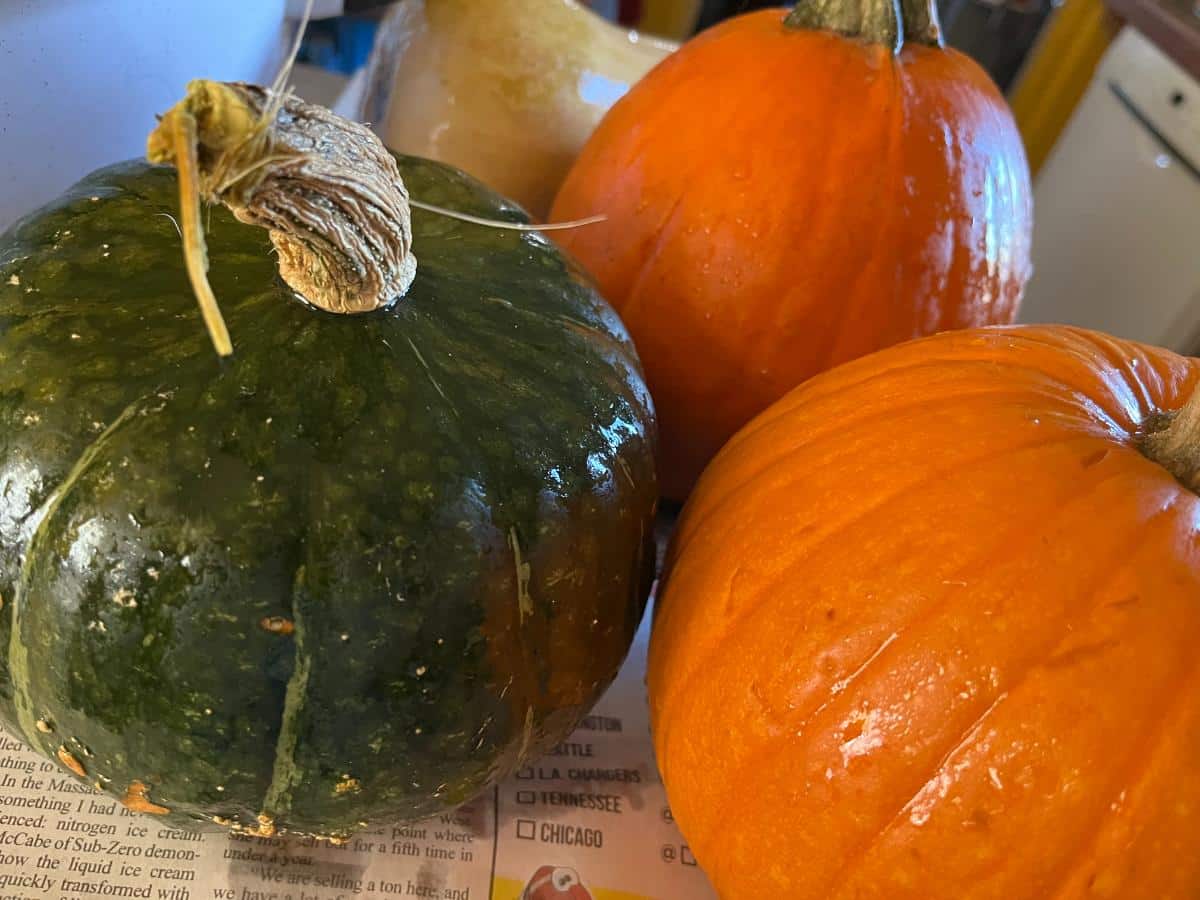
[0,81,657,841]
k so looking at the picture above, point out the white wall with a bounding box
[0,0,287,231]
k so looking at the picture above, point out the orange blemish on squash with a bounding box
[248,813,277,838]
[310,833,350,846]
[57,746,86,778]
[121,781,171,816]
[260,616,295,635]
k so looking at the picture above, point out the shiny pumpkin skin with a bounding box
[649,326,1200,899]
[550,9,1033,498]
[0,157,657,837]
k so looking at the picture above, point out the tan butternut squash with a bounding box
[358,0,676,218]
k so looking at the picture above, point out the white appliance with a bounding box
[1020,26,1200,353]
[0,0,287,231]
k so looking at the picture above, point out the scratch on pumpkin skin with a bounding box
[57,746,87,778]
[617,457,636,490]
[509,528,533,623]
[517,706,536,765]
[121,780,171,816]
[403,335,459,418]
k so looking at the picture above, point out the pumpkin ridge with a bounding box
[259,560,312,830]
[1016,326,1176,429]
[616,189,688,328]
[816,54,904,375]
[1041,643,1200,900]
[714,330,1142,464]
[6,391,151,747]
[665,383,1068,570]
[749,45,868,375]
[673,458,1147,862]
[818,497,1180,899]
[657,429,1098,727]
[673,363,1135,561]
[1070,328,1167,425]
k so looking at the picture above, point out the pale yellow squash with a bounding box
[358,0,677,218]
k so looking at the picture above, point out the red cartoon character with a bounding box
[521,865,594,900]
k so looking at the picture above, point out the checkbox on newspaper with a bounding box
[516,766,535,780]
[681,846,697,866]
[516,790,535,805]
[516,819,536,840]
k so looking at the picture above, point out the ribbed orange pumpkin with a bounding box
[551,3,1033,498]
[648,326,1200,899]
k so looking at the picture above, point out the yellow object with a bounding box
[360,0,677,219]
[1008,0,1120,176]
[491,875,655,900]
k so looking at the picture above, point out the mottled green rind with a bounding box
[0,158,657,835]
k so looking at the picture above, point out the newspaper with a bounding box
[0,606,717,900]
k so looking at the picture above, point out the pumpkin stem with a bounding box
[784,0,943,51]
[1142,385,1200,493]
[161,107,234,358]
[900,0,945,46]
[147,80,418,340]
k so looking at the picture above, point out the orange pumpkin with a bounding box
[550,3,1033,498]
[648,326,1200,899]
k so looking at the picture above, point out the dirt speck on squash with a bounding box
[112,588,137,608]
[251,813,277,838]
